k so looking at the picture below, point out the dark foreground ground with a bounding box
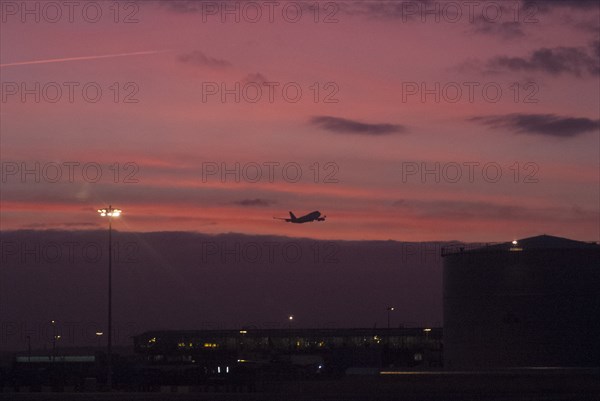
[2,370,600,401]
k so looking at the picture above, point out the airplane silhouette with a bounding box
[274,211,326,223]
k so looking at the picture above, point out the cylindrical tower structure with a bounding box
[443,235,600,369]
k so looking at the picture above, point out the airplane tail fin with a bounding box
[289,211,297,220]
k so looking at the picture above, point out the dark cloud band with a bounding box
[310,116,406,136]
[471,113,600,138]
[488,46,599,77]
[178,51,231,69]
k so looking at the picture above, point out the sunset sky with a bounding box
[1,0,599,242]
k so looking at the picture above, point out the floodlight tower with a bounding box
[97,205,121,389]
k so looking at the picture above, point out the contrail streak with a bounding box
[0,50,170,68]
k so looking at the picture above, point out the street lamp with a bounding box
[96,332,104,349]
[386,307,394,330]
[51,320,57,362]
[288,315,294,361]
[98,205,121,390]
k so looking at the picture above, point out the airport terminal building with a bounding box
[133,327,442,374]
